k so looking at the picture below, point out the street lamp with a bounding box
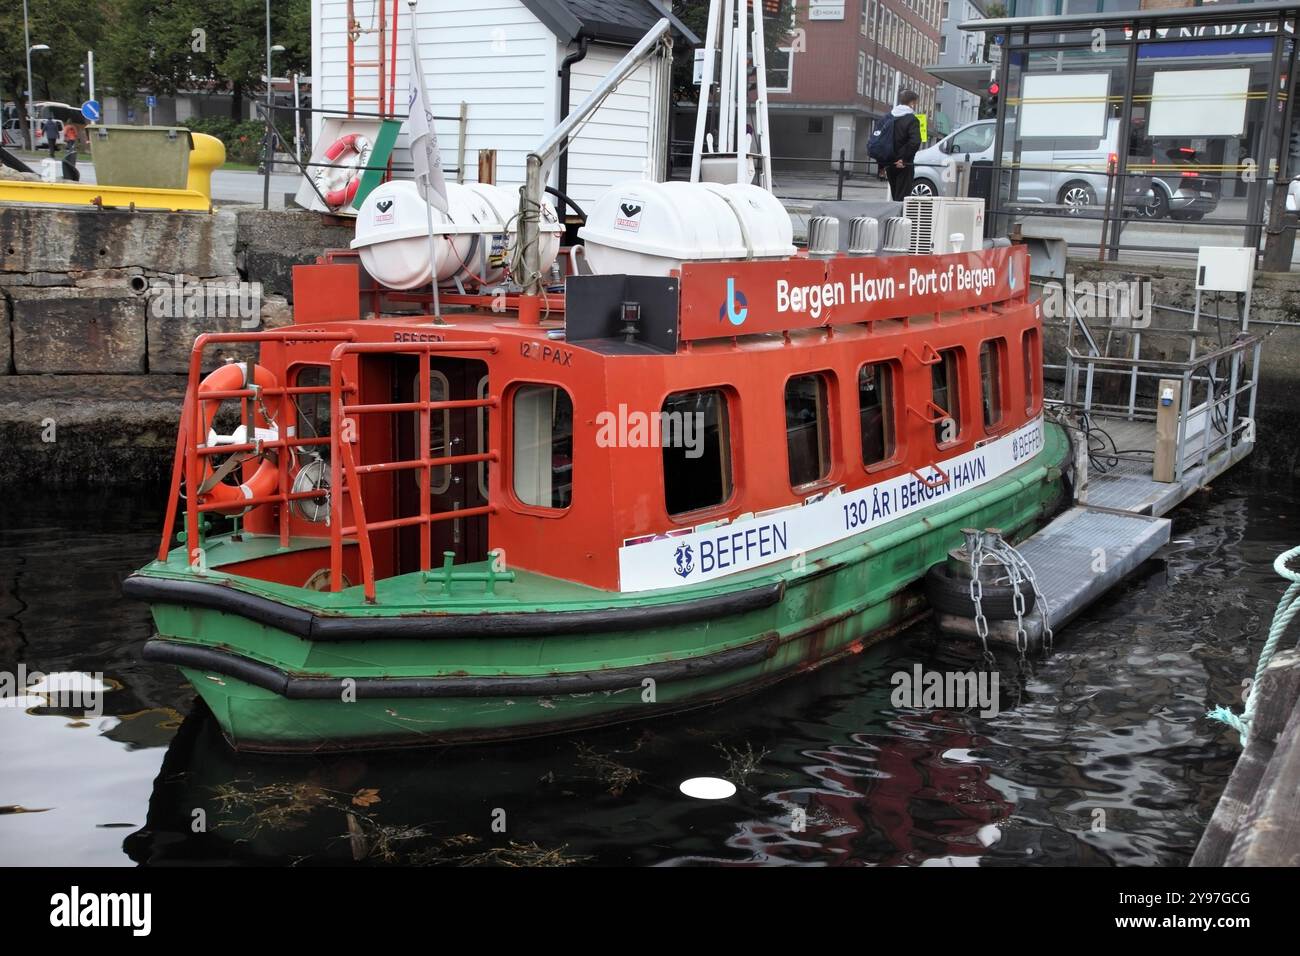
[27,43,51,151]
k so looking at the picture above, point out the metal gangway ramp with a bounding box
[944,247,1261,648]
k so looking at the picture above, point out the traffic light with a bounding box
[981,81,1000,119]
[78,63,87,93]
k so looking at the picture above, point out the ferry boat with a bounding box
[123,18,1069,753]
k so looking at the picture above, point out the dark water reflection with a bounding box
[0,476,1291,866]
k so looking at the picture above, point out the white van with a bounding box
[912,118,1152,213]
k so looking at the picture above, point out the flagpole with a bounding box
[409,0,442,320]
[424,172,443,320]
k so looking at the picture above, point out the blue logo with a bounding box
[673,543,695,578]
[719,277,748,326]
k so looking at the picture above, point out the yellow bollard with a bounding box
[185,132,225,203]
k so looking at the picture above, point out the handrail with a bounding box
[327,338,502,602]
[903,341,942,366]
[906,399,953,425]
[160,329,357,562]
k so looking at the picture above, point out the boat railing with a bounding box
[327,338,501,603]
[162,332,504,605]
[161,329,359,565]
[1060,333,1261,482]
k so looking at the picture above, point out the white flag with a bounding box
[407,11,449,213]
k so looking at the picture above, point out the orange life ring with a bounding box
[314,133,372,208]
[195,362,281,515]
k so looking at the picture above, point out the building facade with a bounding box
[766,0,942,168]
[311,0,693,209]
[934,0,986,136]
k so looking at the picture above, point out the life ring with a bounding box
[194,362,281,515]
[314,133,371,209]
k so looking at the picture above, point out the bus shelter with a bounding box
[962,2,1300,268]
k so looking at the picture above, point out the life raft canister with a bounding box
[314,133,372,209]
[195,362,281,515]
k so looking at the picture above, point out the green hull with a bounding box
[129,425,1069,752]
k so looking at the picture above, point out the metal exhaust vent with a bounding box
[807,216,840,257]
[881,216,912,253]
[847,217,879,256]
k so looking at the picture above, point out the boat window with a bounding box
[1023,328,1040,415]
[292,365,331,458]
[663,389,733,516]
[980,339,1004,429]
[426,370,450,494]
[512,384,573,509]
[785,373,832,488]
[931,348,962,445]
[859,362,896,467]
[477,375,490,499]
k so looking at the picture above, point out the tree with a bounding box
[99,0,309,120]
[0,0,107,145]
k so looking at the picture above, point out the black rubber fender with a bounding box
[924,562,1037,620]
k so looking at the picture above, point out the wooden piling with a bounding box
[1193,648,1300,866]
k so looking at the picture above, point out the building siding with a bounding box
[312,0,665,204]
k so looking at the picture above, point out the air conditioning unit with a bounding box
[902,196,986,254]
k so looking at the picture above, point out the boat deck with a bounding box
[1082,417,1254,517]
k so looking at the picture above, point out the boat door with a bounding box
[393,356,490,572]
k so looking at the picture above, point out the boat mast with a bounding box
[518,18,672,307]
[688,0,774,191]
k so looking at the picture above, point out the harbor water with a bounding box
[0,471,1292,867]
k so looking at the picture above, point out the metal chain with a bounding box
[990,537,1055,656]
[968,536,995,668]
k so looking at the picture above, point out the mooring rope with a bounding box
[1207,544,1300,746]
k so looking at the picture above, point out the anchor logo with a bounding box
[673,543,695,578]
[719,276,748,326]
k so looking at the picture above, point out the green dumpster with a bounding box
[88,125,194,190]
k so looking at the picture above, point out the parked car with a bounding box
[911,117,1153,214]
[1136,144,1220,221]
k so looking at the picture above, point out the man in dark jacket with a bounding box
[41,117,60,157]
[886,90,922,201]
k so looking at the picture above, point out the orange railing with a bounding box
[159,331,501,605]
[327,339,500,602]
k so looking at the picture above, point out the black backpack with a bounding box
[868,114,899,164]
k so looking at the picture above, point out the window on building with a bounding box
[766,3,797,92]
[1023,328,1040,414]
[767,47,794,92]
[859,362,896,467]
[512,384,573,509]
[808,116,825,135]
[858,52,867,96]
[663,389,733,516]
[942,0,950,19]
[980,340,1004,429]
[861,0,871,36]
[785,373,832,488]
[931,348,962,445]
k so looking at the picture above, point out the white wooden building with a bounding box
[311,0,697,209]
